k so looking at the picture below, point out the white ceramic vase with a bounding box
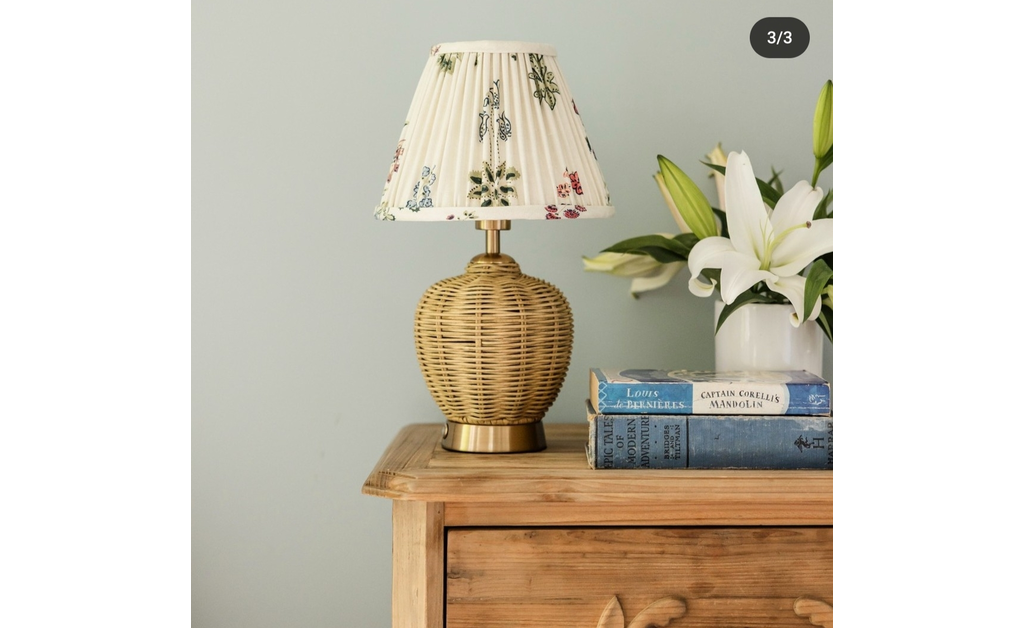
[714,301,824,376]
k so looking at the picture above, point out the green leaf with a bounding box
[657,155,717,240]
[603,234,689,256]
[816,305,833,343]
[699,161,781,209]
[673,232,700,244]
[768,167,784,194]
[624,234,700,264]
[711,208,729,239]
[715,291,771,334]
[703,162,726,176]
[701,268,721,286]
[813,189,833,220]
[671,232,701,255]
[602,234,693,263]
[802,258,833,324]
[756,178,781,209]
[628,247,686,263]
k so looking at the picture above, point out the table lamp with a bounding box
[374,41,613,453]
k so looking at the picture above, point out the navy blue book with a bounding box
[589,368,831,416]
[586,400,833,470]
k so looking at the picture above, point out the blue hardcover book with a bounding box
[586,400,833,470]
[587,402,687,469]
[589,368,831,416]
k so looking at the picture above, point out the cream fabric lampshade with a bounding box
[375,41,613,222]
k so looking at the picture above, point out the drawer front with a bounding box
[446,527,832,628]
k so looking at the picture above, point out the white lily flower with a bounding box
[687,151,834,326]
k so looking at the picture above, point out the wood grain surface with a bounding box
[391,501,443,628]
[447,527,832,628]
[363,423,832,526]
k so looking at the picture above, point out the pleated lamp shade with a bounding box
[375,41,614,222]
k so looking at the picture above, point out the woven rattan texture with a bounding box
[414,258,573,426]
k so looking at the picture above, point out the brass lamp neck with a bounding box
[476,220,511,255]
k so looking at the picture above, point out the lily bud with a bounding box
[705,143,728,211]
[813,80,833,159]
[656,155,718,240]
[654,172,692,234]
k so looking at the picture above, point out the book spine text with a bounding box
[590,415,832,469]
[591,415,687,469]
[594,380,831,415]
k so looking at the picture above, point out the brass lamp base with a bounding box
[441,421,546,453]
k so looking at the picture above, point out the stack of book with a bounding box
[586,368,833,469]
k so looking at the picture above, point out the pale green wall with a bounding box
[193,1,832,624]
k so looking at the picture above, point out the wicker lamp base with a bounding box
[414,249,573,453]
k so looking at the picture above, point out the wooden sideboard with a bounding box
[362,423,833,628]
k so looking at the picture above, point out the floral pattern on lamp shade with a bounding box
[375,41,613,222]
[528,53,560,110]
[468,161,521,207]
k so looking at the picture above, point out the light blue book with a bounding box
[586,400,833,470]
[589,368,831,416]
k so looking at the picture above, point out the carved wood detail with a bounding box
[594,595,833,627]
[596,596,687,628]
[794,597,833,628]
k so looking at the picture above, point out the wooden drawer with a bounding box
[446,527,832,628]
